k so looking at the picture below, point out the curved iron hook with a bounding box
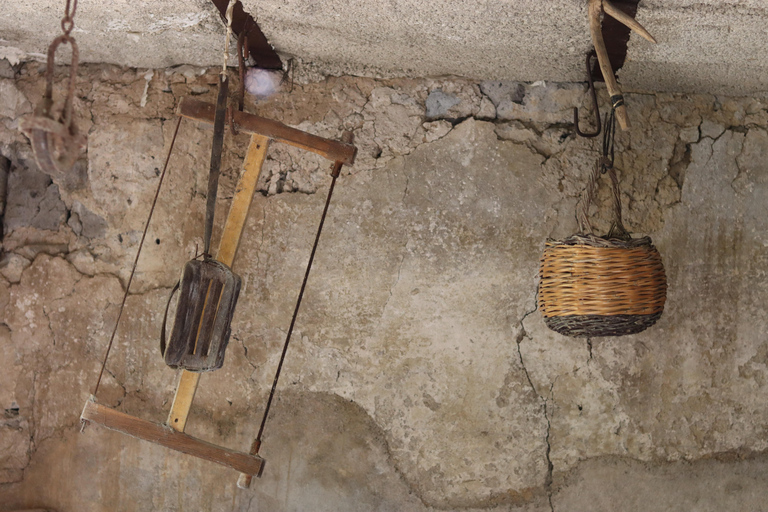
[573,50,602,138]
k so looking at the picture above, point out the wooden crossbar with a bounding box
[178,98,357,165]
[81,398,264,476]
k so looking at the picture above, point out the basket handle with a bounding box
[577,161,630,240]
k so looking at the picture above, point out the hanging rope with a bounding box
[577,108,629,240]
[222,0,236,76]
[90,116,183,399]
[601,107,616,174]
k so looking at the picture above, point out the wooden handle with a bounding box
[613,104,630,131]
[217,135,271,266]
[167,371,200,432]
[589,0,630,131]
[589,0,657,131]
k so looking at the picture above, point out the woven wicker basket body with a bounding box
[539,234,667,337]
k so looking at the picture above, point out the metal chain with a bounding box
[91,116,184,398]
[61,0,78,35]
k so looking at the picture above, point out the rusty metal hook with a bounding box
[19,33,85,176]
[44,34,79,130]
[573,50,601,138]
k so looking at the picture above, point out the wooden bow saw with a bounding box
[81,95,356,480]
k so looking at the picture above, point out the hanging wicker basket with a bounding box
[538,163,667,337]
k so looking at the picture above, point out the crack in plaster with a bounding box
[384,252,406,314]
[514,303,557,511]
[256,199,268,273]
[236,333,261,384]
[0,370,38,484]
[544,384,555,512]
[39,304,55,347]
[730,132,748,195]
[103,367,128,405]
[382,172,410,313]
[28,371,37,453]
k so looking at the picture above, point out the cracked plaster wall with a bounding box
[0,60,768,511]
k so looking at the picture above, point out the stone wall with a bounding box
[1,61,767,511]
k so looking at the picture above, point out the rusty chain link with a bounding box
[61,0,78,35]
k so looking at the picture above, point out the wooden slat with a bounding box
[167,371,200,431]
[178,98,357,165]
[167,135,271,433]
[82,399,264,476]
[217,135,271,266]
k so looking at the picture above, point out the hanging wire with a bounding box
[600,108,617,173]
[255,168,341,444]
[227,32,249,136]
[239,147,352,487]
[90,116,184,399]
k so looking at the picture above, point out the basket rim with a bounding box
[545,233,654,249]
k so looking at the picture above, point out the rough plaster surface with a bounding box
[3,1,768,95]
[1,62,768,511]
[622,0,768,96]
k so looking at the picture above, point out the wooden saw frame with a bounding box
[81,96,356,479]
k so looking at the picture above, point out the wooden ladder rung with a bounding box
[81,398,264,476]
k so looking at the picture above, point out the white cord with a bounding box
[222,0,236,76]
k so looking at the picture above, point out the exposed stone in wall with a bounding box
[1,62,768,511]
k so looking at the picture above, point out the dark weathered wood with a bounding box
[178,98,357,165]
[590,0,641,83]
[81,399,264,476]
[210,0,282,70]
